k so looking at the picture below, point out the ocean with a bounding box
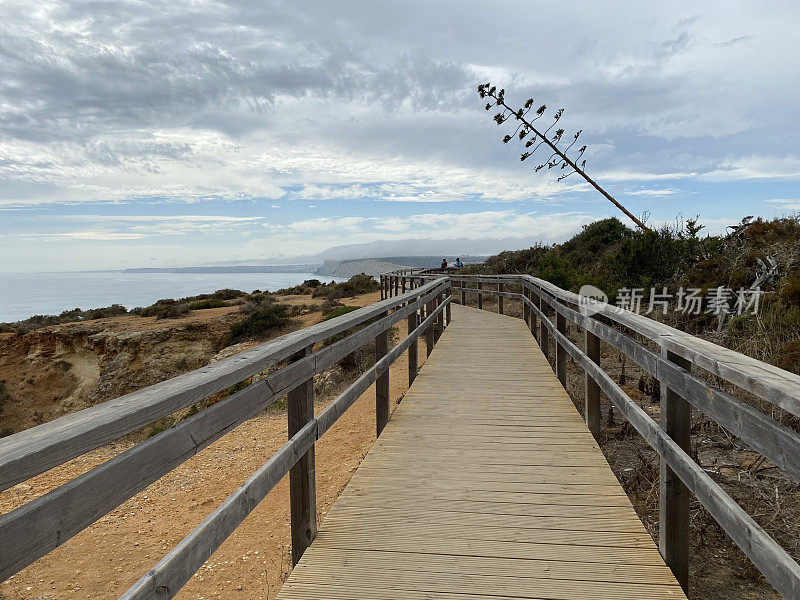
[0,271,347,323]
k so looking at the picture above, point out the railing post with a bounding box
[287,344,316,566]
[401,276,406,294]
[522,286,530,325]
[394,276,399,297]
[425,296,435,357]
[530,287,539,341]
[375,313,390,437]
[539,295,549,362]
[445,287,452,326]
[407,307,418,385]
[434,292,443,342]
[556,308,567,387]
[380,275,384,300]
[477,280,483,310]
[498,282,504,314]
[659,349,692,592]
[585,326,601,440]
[460,278,466,305]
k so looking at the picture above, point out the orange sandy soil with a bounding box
[0,291,426,600]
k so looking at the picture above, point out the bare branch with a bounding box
[477,82,649,232]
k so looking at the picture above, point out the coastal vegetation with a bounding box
[465,214,800,373]
[0,275,379,334]
[228,304,291,343]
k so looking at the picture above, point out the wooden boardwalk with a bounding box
[277,304,686,600]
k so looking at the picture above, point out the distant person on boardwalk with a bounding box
[455,258,463,269]
[441,258,447,269]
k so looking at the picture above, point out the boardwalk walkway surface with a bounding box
[277,304,686,600]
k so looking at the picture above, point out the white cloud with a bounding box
[1,0,799,271]
[21,231,148,241]
[625,188,682,197]
[765,198,800,210]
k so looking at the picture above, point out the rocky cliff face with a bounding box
[316,259,410,278]
[0,309,237,436]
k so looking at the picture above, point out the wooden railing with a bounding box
[0,277,452,598]
[383,270,800,599]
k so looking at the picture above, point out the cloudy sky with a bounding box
[1,0,798,271]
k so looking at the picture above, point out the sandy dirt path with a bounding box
[0,292,429,600]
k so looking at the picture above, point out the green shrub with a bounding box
[210,288,244,300]
[138,299,190,319]
[229,304,290,343]
[146,416,176,438]
[780,273,800,308]
[0,304,130,334]
[225,380,250,396]
[311,274,379,299]
[188,298,227,310]
[275,279,323,295]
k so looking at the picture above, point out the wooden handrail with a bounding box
[0,279,446,492]
[0,279,452,592]
[395,270,800,599]
[120,294,452,599]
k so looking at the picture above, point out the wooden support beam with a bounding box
[477,280,483,310]
[460,280,466,305]
[556,310,567,387]
[375,314,390,437]
[394,276,399,297]
[539,296,549,364]
[407,310,418,385]
[434,293,443,342]
[445,288,452,326]
[659,349,692,593]
[287,345,316,566]
[425,298,435,357]
[585,327,601,440]
[522,287,530,325]
[401,277,406,294]
[498,282,504,314]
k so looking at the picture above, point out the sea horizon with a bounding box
[0,271,346,323]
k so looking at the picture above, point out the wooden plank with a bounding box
[291,545,677,584]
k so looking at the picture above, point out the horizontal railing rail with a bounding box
[381,269,800,599]
[0,277,452,598]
